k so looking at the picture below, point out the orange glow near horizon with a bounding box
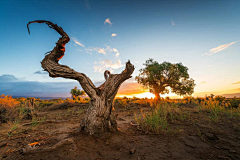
[116,82,240,99]
[117,90,184,99]
[117,91,155,99]
[117,91,180,99]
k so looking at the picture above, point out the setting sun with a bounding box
[117,90,181,99]
[117,91,155,99]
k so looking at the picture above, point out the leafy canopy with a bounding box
[135,59,195,98]
[70,86,86,100]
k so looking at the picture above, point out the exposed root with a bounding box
[20,138,76,155]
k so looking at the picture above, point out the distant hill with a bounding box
[12,96,70,100]
[221,93,240,98]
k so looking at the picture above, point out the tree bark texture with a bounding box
[27,20,135,135]
[155,93,160,100]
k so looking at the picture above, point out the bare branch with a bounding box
[102,61,135,99]
[28,20,96,98]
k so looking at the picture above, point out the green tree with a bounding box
[135,59,196,100]
[70,86,86,100]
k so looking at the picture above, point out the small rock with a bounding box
[229,150,236,153]
[129,148,136,154]
[105,141,110,145]
[214,145,220,149]
[184,139,196,148]
[137,126,142,131]
[203,132,219,141]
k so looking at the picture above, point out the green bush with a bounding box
[229,98,240,108]
[135,104,169,134]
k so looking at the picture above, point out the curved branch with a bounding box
[102,60,135,99]
[28,20,96,98]
[104,70,110,80]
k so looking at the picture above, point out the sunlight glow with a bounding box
[117,90,182,99]
[117,92,155,99]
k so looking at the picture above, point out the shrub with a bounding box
[0,95,20,124]
[135,103,169,134]
[114,98,128,108]
[229,98,240,108]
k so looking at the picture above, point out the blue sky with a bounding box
[0,0,240,98]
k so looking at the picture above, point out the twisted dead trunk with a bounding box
[27,20,134,135]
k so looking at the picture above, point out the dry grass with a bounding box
[1,94,240,136]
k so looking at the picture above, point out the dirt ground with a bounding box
[0,104,240,160]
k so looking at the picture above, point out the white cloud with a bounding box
[93,59,123,73]
[72,37,85,48]
[203,41,237,56]
[111,33,117,37]
[98,48,106,54]
[113,48,119,57]
[83,45,120,57]
[171,20,175,26]
[105,45,120,57]
[104,18,113,26]
[85,47,97,54]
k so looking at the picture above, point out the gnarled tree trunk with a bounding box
[27,20,134,135]
[155,93,160,100]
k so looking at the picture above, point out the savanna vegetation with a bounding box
[0,20,238,160]
[0,93,240,159]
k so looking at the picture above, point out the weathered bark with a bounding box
[28,20,134,135]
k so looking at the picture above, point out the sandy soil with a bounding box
[0,104,240,160]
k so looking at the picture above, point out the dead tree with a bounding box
[27,20,134,135]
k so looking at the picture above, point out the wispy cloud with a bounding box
[85,47,97,54]
[33,71,48,75]
[200,81,206,84]
[104,18,113,26]
[76,49,83,52]
[84,45,120,57]
[232,81,240,84]
[105,45,120,57]
[171,20,175,26]
[72,37,85,48]
[98,48,106,54]
[111,33,117,37]
[202,41,237,56]
[93,59,123,73]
